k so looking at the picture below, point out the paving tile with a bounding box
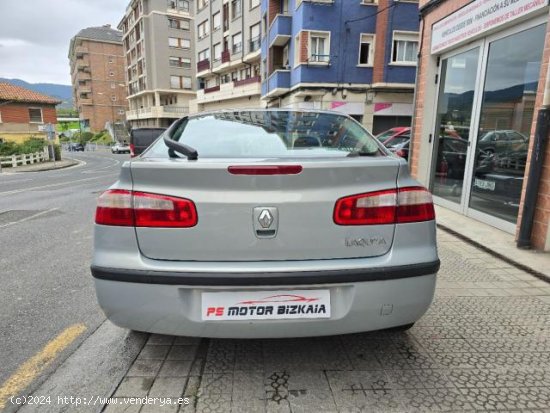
[103,233,550,413]
[113,377,154,397]
[126,359,163,377]
[158,360,193,377]
[148,377,188,398]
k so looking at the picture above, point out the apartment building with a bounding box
[191,0,262,112]
[68,25,128,133]
[261,0,419,134]
[119,0,196,128]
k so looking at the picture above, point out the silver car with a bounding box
[92,110,439,338]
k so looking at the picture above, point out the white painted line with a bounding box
[0,208,59,229]
[0,175,115,196]
[0,178,34,186]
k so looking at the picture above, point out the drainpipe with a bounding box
[517,61,550,248]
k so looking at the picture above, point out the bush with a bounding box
[80,132,94,145]
[0,137,46,156]
[54,144,61,161]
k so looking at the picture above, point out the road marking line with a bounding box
[0,208,59,229]
[0,324,87,409]
[0,175,115,196]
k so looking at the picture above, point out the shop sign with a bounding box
[431,0,549,54]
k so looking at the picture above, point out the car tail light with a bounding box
[95,190,197,227]
[130,143,136,157]
[334,187,434,225]
[228,165,303,175]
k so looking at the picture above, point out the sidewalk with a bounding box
[435,205,550,280]
[1,158,80,173]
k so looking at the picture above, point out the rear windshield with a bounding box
[145,111,384,158]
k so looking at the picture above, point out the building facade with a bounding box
[410,0,550,250]
[0,82,60,143]
[68,25,128,133]
[190,0,262,112]
[261,0,419,134]
[119,0,196,128]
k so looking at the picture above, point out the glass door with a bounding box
[430,47,481,208]
[467,24,547,226]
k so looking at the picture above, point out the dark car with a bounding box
[68,143,84,152]
[477,130,528,159]
[130,128,167,157]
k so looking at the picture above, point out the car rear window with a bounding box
[145,111,384,158]
[132,130,165,146]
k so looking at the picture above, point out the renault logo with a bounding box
[258,209,274,228]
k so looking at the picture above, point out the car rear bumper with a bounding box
[93,270,437,338]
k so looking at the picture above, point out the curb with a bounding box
[437,223,550,285]
[5,159,80,173]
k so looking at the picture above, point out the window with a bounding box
[118,109,126,115]
[111,96,117,102]
[169,37,190,48]
[250,0,260,8]
[198,20,210,38]
[28,108,43,123]
[232,32,242,54]
[392,31,418,64]
[108,56,114,63]
[309,32,330,63]
[197,0,208,10]
[171,75,193,89]
[249,23,260,52]
[109,71,115,76]
[282,44,289,68]
[170,56,191,68]
[198,48,210,61]
[358,34,374,65]
[213,43,222,61]
[213,12,221,30]
[111,82,116,89]
[178,0,190,11]
[231,0,242,19]
[168,18,190,30]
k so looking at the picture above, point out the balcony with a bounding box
[244,37,261,63]
[79,98,93,105]
[204,85,220,94]
[196,78,261,103]
[263,70,290,98]
[221,50,230,63]
[197,59,211,75]
[126,105,189,121]
[268,14,291,47]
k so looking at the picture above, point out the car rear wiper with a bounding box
[163,117,198,160]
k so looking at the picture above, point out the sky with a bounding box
[0,0,128,85]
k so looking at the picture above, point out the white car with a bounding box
[111,143,130,154]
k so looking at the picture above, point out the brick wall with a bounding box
[0,103,57,124]
[412,0,550,250]
[299,32,308,64]
[522,25,550,249]
[71,38,128,132]
[373,0,389,83]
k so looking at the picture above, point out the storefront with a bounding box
[411,0,550,250]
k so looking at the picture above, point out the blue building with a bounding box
[260,0,419,134]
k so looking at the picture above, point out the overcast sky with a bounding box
[0,0,128,85]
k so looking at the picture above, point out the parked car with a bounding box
[376,127,410,146]
[477,129,528,159]
[111,142,131,154]
[129,127,166,157]
[68,143,84,152]
[92,110,439,338]
[383,132,411,160]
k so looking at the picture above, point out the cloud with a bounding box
[0,0,127,84]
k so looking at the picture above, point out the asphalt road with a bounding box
[0,151,125,388]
